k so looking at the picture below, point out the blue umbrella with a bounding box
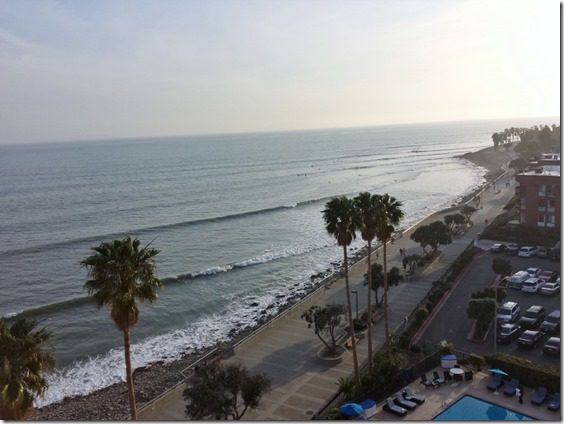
[488,368,509,376]
[340,402,364,417]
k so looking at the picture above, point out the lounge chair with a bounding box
[402,387,425,404]
[464,370,473,381]
[393,394,417,411]
[531,386,548,405]
[503,378,519,396]
[420,374,438,389]
[432,370,445,385]
[383,398,407,417]
[486,374,503,391]
[547,392,560,411]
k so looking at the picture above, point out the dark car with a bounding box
[540,270,559,283]
[549,241,560,262]
[519,305,546,330]
[505,243,520,256]
[540,310,560,334]
[543,337,560,356]
[537,246,548,258]
[491,243,507,253]
[517,330,543,349]
[497,323,521,344]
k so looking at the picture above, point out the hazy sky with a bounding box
[0,0,560,144]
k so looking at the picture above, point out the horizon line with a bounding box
[1,114,560,148]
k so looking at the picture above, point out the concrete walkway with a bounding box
[139,172,516,420]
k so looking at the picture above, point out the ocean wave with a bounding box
[0,197,336,258]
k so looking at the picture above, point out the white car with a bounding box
[518,246,538,257]
[541,281,560,295]
[521,277,546,293]
[526,267,542,278]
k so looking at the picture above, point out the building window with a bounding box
[538,213,546,227]
[547,214,556,228]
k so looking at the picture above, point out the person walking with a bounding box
[518,386,524,404]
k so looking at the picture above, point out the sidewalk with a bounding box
[139,173,516,420]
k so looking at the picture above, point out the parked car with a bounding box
[507,270,530,290]
[517,330,543,349]
[526,267,542,278]
[540,270,559,283]
[505,243,520,256]
[496,301,521,324]
[491,243,507,253]
[549,241,560,262]
[497,323,521,344]
[519,305,546,330]
[543,337,560,356]
[521,278,546,294]
[540,310,560,334]
[518,246,538,258]
[541,281,561,296]
[537,246,548,258]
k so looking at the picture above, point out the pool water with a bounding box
[433,395,534,420]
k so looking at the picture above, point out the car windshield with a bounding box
[521,333,534,340]
[500,327,513,334]
[547,316,559,323]
[523,281,535,287]
[546,340,560,347]
[498,309,510,315]
[524,311,538,318]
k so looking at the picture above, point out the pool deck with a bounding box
[372,369,560,421]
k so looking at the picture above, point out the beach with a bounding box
[33,142,515,421]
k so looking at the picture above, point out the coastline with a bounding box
[34,142,510,421]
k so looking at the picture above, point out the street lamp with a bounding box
[351,290,359,320]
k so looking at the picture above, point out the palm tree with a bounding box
[374,194,404,354]
[0,318,54,420]
[323,196,360,384]
[81,236,163,420]
[353,192,378,373]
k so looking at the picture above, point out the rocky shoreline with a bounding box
[33,144,507,421]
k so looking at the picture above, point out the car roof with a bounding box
[526,305,544,312]
[547,310,560,317]
[501,301,518,308]
[547,337,560,343]
[500,323,517,329]
[522,329,539,335]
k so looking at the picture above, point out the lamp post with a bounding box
[351,290,359,320]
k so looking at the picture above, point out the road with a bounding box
[419,248,560,367]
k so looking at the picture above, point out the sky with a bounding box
[0,0,560,144]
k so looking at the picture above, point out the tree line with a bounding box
[492,124,560,157]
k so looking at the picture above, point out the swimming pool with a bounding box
[433,395,534,420]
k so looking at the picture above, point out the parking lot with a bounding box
[420,248,560,367]
[494,253,560,365]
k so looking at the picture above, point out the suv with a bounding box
[517,330,543,349]
[497,323,521,344]
[491,243,507,253]
[540,310,560,334]
[518,246,538,257]
[543,337,560,356]
[496,301,520,324]
[519,305,546,330]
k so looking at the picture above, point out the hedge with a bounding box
[485,352,560,393]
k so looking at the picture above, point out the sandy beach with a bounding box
[34,143,515,421]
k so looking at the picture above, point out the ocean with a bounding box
[0,117,550,405]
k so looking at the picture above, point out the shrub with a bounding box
[414,307,429,325]
[485,353,559,393]
[468,354,485,371]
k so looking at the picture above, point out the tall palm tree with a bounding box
[374,194,404,355]
[81,236,163,420]
[353,192,378,373]
[323,196,360,384]
[0,318,54,420]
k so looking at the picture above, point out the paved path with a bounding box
[139,171,516,420]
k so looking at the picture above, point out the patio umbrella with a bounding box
[488,368,509,376]
[340,402,364,417]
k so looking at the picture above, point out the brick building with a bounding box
[515,154,561,229]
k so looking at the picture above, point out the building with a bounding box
[515,154,561,229]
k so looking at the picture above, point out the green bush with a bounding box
[468,353,485,371]
[485,353,559,392]
[414,307,429,325]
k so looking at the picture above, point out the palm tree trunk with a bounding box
[383,242,390,355]
[366,241,373,373]
[343,246,360,385]
[123,329,137,420]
